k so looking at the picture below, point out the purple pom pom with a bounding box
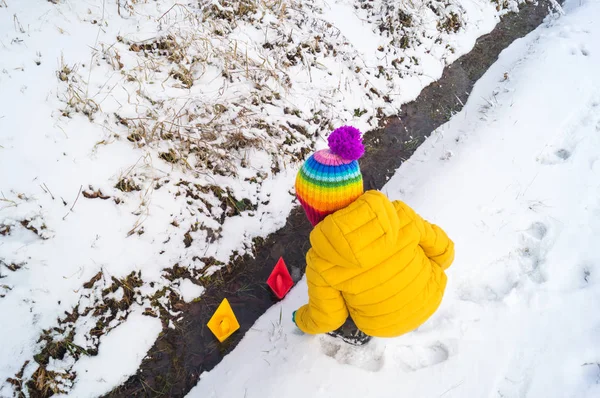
[327,126,365,161]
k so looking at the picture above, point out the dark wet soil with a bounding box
[105,2,554,397]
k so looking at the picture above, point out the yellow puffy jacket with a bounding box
[295,190,454,337]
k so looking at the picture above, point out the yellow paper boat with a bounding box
[207,298,240,343]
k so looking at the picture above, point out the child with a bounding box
[292,126,454,345]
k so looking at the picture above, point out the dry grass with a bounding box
[0,284,12,298]
[10,271,150,396]
[492,0,512,11]
[28,366,74,397]
[1,259,26,272]
[9,0,525,395]
[115,178,141,192]
[57,58,100,120]
[438,12,463,33]
[63,0,316,187]
[0,223,11,236]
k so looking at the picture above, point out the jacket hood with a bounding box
[309,191,401,269]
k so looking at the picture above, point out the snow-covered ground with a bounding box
[188,1,600,397]
[0,0,529,396]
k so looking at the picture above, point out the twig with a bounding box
[13,14,25,34]
[158,3,180,21]
[40,183,55,200]
[86,0,106,99]
[517,171,539,200]
[56,125,69,138]
[0,192,18,209]
[245,46,249,78]
[127,183,153,236]
[299,47,312,83]
[63,185,83,220]
[440,381,463,396]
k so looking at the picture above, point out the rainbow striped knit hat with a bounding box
[295,126,365,226]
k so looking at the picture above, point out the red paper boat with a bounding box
[267,257,293,299]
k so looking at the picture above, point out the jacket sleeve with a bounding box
[393,200,455,270]
[295,252,348,334]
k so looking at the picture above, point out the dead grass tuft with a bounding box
[491,0,511,11]
[115,178,141,192]
[128,34,188,63]
[26,366,74,397]
[202,0,260,25]
[1,258,26,272]
[171,65,194,88]
[83,187,111,200]
[12,270,148,395]
[19,218,51,240]
[159,149,180,164]
[438,12,462,33]
[57,64,72,82]
[6,360,29,396]
[0,224,11,236]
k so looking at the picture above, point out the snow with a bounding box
[186,1,600,397]
[63,310,162,398]
[320,2,382,58]
[1,0,526,394]
[175,278,206,303]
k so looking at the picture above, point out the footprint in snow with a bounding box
[554,148,571,161]
[457,277,519,303]
[495,365,534,398]
[567,262,598,290]
[581,47,590,57]
[571,46,590,57]
[535,103,599,165]
[582,264,594,285]
[527,221,548,240]
[581,362,600,385]
[389,342,450,372]
[537,95,600,165]
[517,222,550,284]
[319,335,385,372]
[537,147,574,165]
[456,253,522,304]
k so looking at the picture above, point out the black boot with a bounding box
[327,318,372,346]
